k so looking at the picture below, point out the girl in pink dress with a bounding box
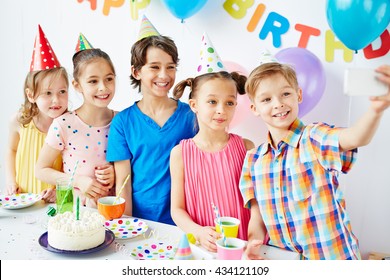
[170,71,254,252]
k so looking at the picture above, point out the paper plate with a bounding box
[0,193,41,209]
[104,218,148,239]
[130,242,177,260]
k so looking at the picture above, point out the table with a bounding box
[0,200,215,260]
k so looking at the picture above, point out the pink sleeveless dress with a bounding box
[180,133,250,240]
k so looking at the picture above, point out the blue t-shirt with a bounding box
[107,100,196,225]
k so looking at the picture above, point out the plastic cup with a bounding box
[56,178,74,214]
[97,196,125,220]
[215,216,240,238]
[216,237,245,260]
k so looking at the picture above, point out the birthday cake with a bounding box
[47,211,106,251]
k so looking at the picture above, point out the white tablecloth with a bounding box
[0,200,215,260]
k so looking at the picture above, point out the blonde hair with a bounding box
[18,67,69,126]
[245,62,298,101]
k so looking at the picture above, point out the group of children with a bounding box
[5,18,390,260]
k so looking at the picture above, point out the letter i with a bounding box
[247,4,266,32]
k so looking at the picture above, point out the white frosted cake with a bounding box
[48,211,106,251]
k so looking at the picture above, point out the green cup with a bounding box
[56,178,74,214]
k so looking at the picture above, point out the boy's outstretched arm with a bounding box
[339,65,390,152]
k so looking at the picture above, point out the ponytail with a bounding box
[173,78,194,100]
[230,71,247,95]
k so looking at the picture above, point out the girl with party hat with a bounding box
[106,15,196,225]
[36,34,115,207]
[170,33,253,252]
[5,25,69,202]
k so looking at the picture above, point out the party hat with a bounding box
[74,33,94,53]
[138,15,160,40]
[259,49,279,65]
[196,33,226,75]
[30,25,61,72]
[174,234,194,260]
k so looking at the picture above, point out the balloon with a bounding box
[161,0,208,21]
[224,61,252,129]
[275,48,326,118]
[326,0,390,51]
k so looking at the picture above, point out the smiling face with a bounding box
[190,78,237,131]
[131,47,176,98]
[73,57,116,108]
[29,71,69,119]
[251,73,302,134]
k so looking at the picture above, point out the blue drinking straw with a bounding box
[211,202,227,247]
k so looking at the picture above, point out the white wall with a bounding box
[0,0,389,259]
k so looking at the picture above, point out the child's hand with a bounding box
[6,183,21,195]
[194,226,220,253]
[376,65,390,86]
[371,65,390,113]
[244,239,266,260]
[75,175,112,199]
[95,164,115,188]
[41,188,56,203]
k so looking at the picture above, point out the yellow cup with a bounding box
[215,216,240,238]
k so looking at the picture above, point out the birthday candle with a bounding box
[76,196,80,220]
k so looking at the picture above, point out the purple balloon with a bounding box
[275,47,326,118]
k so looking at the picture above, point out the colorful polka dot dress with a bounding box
[45,111,111,178]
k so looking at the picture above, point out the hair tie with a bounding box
[186,79,193,90]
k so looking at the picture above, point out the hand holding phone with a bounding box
[344,68,388,96]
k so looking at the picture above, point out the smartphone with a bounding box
[344,68,388,96]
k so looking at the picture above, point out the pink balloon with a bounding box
[224,61,252,129]
[275,47,326,118]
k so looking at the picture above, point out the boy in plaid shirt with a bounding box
[240,62,390,259]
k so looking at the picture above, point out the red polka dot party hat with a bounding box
[30,25,61,72]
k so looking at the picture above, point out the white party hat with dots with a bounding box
[259,49,279,65]
[196,32,226,75]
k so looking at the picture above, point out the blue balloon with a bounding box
[161,0,208,21]
[326,0,390,51]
